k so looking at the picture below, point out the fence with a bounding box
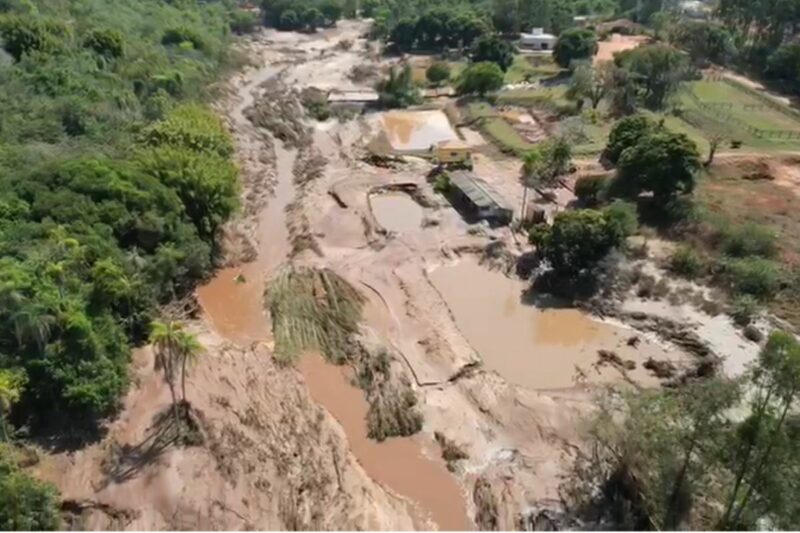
[679,83,800,140]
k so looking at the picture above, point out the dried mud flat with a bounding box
[32,20,765,531]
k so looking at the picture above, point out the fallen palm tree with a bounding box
[266,265,364,364]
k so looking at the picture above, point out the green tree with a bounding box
[229,10,260,35]
[0,444,61,530]
[425,61,451,86]
[604,114,654,164]
[531,208,628,277]
[83,28,124,59]
[553,27,598,69]
[766,44,800,91]
[278,9,300,31]
[469,34,514,71]
[301,7,324,31]
[0,16,60,61]
[376,64,422,108]
[456,61,504,96]
[616,43,691,109]
[318,0,343,25]
[671,20,737,67]
[0,370,24,442]
[388,18,417,52]
[616,130,700,200]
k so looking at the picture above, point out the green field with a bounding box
[504,54,562,84]
[676,79,800,151]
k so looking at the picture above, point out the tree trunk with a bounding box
[520,184,529,224]
[705,139,720,167]
[181,353,188,404]
[729,389,795,528]
[665,429,700,529]
[0,405,6,442]
[720,385,774,527]
[165,352,181,435]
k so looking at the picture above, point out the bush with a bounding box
[669,245,705,278]
[83,28,124,58]
[722,257,783,300]
[730,294,760,326]
[161,26,206,51]
[720,223,777,259]
[603,200,638,240]
[0,445,60,530]
[426,61,451,86]
[229,10,259,35]
[433,173,451,194]
[575,174,607,206]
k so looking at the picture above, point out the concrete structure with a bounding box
[519,28,557,51]
[433,140,471,164]
[379,110,460,156]
[448,171,513,225]
[327,89,379,104]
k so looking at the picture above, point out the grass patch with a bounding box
[504,54,561,84]
[673,80,800,152]
[466,101,537,155]
[266,266,364,364]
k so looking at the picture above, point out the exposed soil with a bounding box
[594,34,649,64]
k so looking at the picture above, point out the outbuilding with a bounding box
[448,171,513,225]
[519,28,557,51]
[433,140,472,164]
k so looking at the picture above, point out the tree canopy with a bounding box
[456,61,504,96]
[553,28,598,69]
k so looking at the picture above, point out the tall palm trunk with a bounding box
[165,347,181,435]
[181,352,188,404]
[0,404,7,442]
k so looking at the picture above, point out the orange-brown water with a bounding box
[198,69,472,529]
[430,260,684,389]
[381,110,459,152]
[297,353,472,531]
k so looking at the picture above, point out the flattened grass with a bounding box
[266,266,364,364]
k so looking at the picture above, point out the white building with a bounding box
[519,28,557,51]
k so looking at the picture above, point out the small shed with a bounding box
[433,140,471,164]
[519,28,557,51]
[449,171,513,225]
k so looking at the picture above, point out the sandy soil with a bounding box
[594,34,649,64]
[32,21,769,532]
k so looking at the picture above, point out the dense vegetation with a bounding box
[0,0,240,432]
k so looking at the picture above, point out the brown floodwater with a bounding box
[297,353,472,531]
[198,58,474,530]
[196,145,296,343]
[370,192,424,233]
[381,110,459,152]
[430,260,685,390]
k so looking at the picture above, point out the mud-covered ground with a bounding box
[34,21,765,531]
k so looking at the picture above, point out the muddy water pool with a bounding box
[298,353,472,531]
[380,110,459,152]
[370,192,424,233]
[430,260,687,390]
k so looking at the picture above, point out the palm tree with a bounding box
[178,331,202,405]
[149,320,183,430]
[0,370,23,442]
[149,320,203,431]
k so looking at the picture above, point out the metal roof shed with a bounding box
[449,171,512,225]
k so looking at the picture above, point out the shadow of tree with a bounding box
[101,407,179,487]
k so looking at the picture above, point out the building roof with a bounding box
[449,171,510,211]
[327,89,379,102]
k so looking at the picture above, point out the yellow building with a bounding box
[433,140,472,164]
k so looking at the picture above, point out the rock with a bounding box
[630,311,647,321]
[626,335,640,347]
[743,325,764,343]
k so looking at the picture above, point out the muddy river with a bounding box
[197,58,472,530]
[430,260,686,390]
[298,354,472,531]
[370,192,424,233]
